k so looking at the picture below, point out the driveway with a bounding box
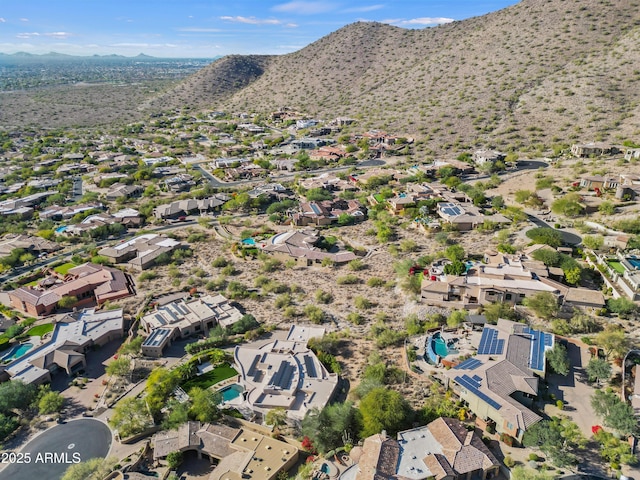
[0,418,112,480]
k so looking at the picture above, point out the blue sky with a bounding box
[0,1,518,58]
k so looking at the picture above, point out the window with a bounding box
[505,294,512,300]
[519,293,525,298]
[506,422,513,430]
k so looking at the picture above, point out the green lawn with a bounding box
[607,261,626,275]
[26,323,54,337]
[181,363,238,391]
[54,262,76,275]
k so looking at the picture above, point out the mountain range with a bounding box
[151,0,640,153]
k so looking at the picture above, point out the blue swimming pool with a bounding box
[1,342,33,362]
[220,384,243,402]
[242,238,256,245]
[432,333,449,357]
[55,226,67,234]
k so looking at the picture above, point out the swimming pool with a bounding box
[1,342,34,362]
[432,333,449,357]
[220,384,244,402]
[242,238,256,246]
[55,226,67,234]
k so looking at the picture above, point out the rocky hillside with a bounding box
[155,0,640,153]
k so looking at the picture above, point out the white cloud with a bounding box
[0,18,6,23]
[384,17,454,26]
[219,15,296,26]
[19,18,28,22]
[16,32,40,39]
[272,1,338,15]
[177,27,222,32]
[343,4,384,13]
[16,31,72,39]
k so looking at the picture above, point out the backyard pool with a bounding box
[1,342,34,362]
[242,238,256,246]
[432,332,449,357]
[220,384,244,402]
[55,226,67,234]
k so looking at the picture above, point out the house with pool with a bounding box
[442,319,553,443]
[589,250,640,301]
[0,308,124,385]
[233,325,339,421]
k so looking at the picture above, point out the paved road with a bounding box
[0,418,112,480]
[527,213,582,246]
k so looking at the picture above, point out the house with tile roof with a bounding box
[261,229,358,266]
[342,418,499,480]
[98,233,183,271]
[8,263,135,317]
[442,319,554,443]
[152,421,298,480]
[0,308,124,385]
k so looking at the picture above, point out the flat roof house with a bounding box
[98,233,182,271]
[140,294,242,347]
[234,325,338,421]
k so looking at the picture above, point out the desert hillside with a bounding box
[155,0,640,153]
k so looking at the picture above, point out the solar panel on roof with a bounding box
[472,374,482,382]
[544,333,553,346]
[454,358,482,370]
[310,203,322,215]
[304,355,318,378]
[454,375,502,410]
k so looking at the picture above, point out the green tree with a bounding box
[266,407,288,428]
[0,380,37,413]
[110,397,152,438]
[591,389,638,435]
[522,417,585,467]
[481,302,517,323]
[510,466,555,480]
[443,260,466,275]
[188,387,221,422]
[546,344,570,376]
[523,292,559,319]
[57,295,78,309]
[607,297,638,318]
[551,193,584,217]
[0,413,19,440]
[61,457,118,480]
[38,390,64,415]
[582,234,604,251]
[447,310,467,328]
[119,336,144,356]
[106,356,131,379]
[444,244,465,262]
[359,387,412,437]
[166,451,183,469]
[595,325,629,359]
[145,367,180,418]
[301,402,361,454]
[595,429,638,466]
[526,227,562,247]
[586,357,611,386]
[598,201,616,215]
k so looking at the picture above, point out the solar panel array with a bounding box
[440,203,463,217]
[454,374,502,410]
[477,328,505,355]
[454,358,483,370]
[303,355,318,378]
[269,361,295,389]
[522,327,550,371]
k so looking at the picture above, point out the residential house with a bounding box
[443,319,552,442]
[0,308,124,385]
[473,149,505,166]
[105,183,143,201]
[234,325,339,421]
[571,143,619,158]
[292,199,365,226]
[624,148,640,161]
[421,255,569,309]
[579,175,618,191]
[386,195,416,214]
[436,202,510,231]
[345,418,500,480]
[309,146,348,162]
[153,195,229,220]
[296,119,318,129]
[0,234,60,259]
[140,294,242,343]
[98,233,182,270]
[261,229,358,266]
[212,157,251,169]
[40,202,103,221]
[8,263,135,317]
[298,172,355,192]
[152,421,298,480]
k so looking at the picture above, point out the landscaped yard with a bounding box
[181,363,238,391]
[54,262,76,275]
[607,260,626,275]
[26,323,54,337]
